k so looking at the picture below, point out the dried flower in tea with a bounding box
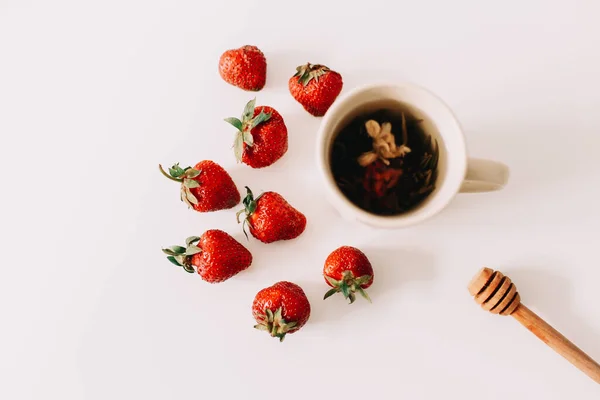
[358,114,411,167]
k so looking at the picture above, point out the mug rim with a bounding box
[315,81,468,228]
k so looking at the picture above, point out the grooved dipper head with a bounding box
[468,267,521,316]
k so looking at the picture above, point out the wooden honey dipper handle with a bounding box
[469,267,600,385]
[512,304,600,384]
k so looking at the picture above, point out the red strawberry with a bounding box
[224,98,288,168]
[323,246,374,304]
[288,62,343,116]
[252,281,311,342]
[162,229,252,283]
[159,160,240,212]
[219,45,267,91]
[237,186,306,243]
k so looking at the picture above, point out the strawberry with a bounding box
[219,45,267,91]
[162,229,252,283]
[252,281,311,342]
[159,160,240,212]
[237,186,306,243]
[288,62,343,116]
[224,98,288,168]
[323,246,374,304]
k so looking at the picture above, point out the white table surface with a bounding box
[2,1,600,398]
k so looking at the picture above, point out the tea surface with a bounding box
[330,106,439,216]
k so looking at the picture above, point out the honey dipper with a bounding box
[468,267,600,384]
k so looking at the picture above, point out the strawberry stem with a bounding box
[323,271,373,304]
[237,186,264,240]
[161,236,202,274]
[159,164,183,182]
[226,99,271,162]
[293,62,330,86]
[254,307,298,342]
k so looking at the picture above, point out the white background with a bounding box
[1,0,599,398]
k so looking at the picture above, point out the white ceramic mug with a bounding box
[316,82,509,229]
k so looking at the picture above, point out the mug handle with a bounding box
[460,158,509,193]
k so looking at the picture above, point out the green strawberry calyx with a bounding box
[293,62,330,86]
[236,186,264,240]
[161,236,203,274]
[224,98,272,162]
[323,270,372,304]
[254,307,298,342]
[159,163,202,209]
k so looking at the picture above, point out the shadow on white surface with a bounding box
[463,123,600,197]
[291,278,341,326]
[279,110,322,171]
[363,246,437,298]
[504,267,600,362]
[422,121,600,229]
